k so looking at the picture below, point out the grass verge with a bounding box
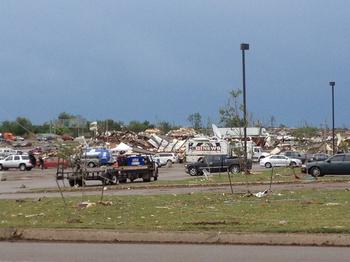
[1,188,350,233]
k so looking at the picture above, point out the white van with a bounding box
[185,137,230,163]
[154,153,178,167]
[0,148,17,159]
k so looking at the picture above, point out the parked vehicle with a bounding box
[185,137,229,163]
[83,148,116,166]
[308,153,329,162]
[3,132,16,141]
[260,155,302,168]
[57,155,158,187]
[0,154,33,171]
[184,154,252,176]
[42,157,70,169]
[252,146,270,162]
[185,137,265,163]
[280,151,307,164]
[0,147,17,159]
[154,152,178,167]
[304,153,350,177]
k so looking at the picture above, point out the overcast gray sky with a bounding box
[0,0,349,127]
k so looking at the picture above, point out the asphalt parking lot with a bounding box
[0,163,266,194]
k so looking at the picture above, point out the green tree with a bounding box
[219,89,244,127]
[58,112,74,120]
[127,120,154,133]
[13,117,33,135]
[157,121,173,134]
[187,113,202,130]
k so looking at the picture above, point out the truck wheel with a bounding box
[290,161,297,167]
[189,167,198,176]
[166,160,172,167]
[0,164,3,171]
[88,162,95,168]
[258,156,265,161]
[119,178,127,183]
[265,162,272,168]
[77,179,83,187]
[19,164,26,171]
[68,179,75,187]
[143,175,151,182]
[229,165,240,174]
[110,174,118,185]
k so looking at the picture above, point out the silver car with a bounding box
[0,155,33,171]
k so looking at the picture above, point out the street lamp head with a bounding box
[329,81,335,87]
[240,43,249,50]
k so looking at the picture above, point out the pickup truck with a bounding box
[184,155,252,176]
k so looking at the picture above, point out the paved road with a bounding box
[0,242,349,262]
[0,164,189,194]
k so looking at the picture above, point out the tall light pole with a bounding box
[329,81,335,154]
[241,43,249,174]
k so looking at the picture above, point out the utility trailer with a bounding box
[56,158,158,187]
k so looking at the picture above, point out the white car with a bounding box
[0,154,33,171]
[153,153,178,167]
[259,155,302,168]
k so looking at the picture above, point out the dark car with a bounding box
[184,154,252,176]
[280,151,307,164]
[308,153,329,162]
[304,153,350,177]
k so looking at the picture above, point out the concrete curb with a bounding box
[1,228,350,246]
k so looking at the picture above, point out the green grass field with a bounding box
[1,188,350,233]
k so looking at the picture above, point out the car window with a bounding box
[22,156,29,160]
[344,155,350,162]
[330,155,344,162]
[5,156,12,161]
[14,156,20,160]
[271,156,278,159]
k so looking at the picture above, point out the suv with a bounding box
[154,153,178,167]
[0,154,33,171]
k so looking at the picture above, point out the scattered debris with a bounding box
[66,217,82,224]
[77,201,96,209]
[98,200,113,206]
[25,213,45,218]
[279,220,288,225]
[254,190,268,198]
[324,202,340,206]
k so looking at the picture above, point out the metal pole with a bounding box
[241,43,249,174]
[332,85,335,154]
[329,81,335,154]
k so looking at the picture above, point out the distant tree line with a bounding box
[1,90,334,138]
[0,112,180,137]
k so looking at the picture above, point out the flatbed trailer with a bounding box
[56,164,158,187]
